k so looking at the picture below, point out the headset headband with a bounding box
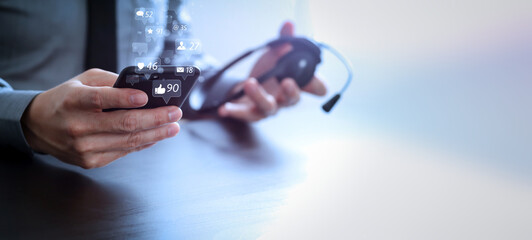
[266,37,322,64]
[194,36,351,113]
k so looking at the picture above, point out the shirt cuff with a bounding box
[0,90,42,156]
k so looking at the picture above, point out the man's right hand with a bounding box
[21,69,182,169]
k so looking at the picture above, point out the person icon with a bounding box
[177,41,186,50]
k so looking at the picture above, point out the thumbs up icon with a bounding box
[154,84,166,94]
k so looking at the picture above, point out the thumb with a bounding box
[78,68,118,87]
[270,21,295,57]
[280,21,294,37]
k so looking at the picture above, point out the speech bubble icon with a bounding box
[175,39,202,54]
[134,8,145,20]
[154,84,166,95]
[132,42,147,56]
[145,26,164,42]
[126,75,140,86]
[134,8,155,24]
[152,80,182,104]
[174,66,196,81]
[135,57,160,74]
[135,57,160,79]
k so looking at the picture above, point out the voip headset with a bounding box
[187,36,353,113]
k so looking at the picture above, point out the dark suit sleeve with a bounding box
[0,78,41,155]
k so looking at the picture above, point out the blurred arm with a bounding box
[0,78,41,155]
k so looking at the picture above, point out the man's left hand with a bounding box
[217,21,327,122]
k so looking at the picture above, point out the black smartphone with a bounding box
[106,65,200,111]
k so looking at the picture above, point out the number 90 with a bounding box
[166,83,179,92]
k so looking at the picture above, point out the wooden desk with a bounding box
[2,71,532,239]
[0,115,313,239]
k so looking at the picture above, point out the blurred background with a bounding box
[1,1,530,239]
[184,0,532,238]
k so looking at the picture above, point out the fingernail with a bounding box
[248,81,258,94]
[167,124,179,137]
[287,82,296,95]
[130,93,147,105]
[219,104,230,117]
[168,108,181,122]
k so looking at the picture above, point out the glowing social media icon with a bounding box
[174,66,195,81]
[126,75,140,86]
[154,84,166,95]
[135,8,155,24]
[135,57,162,79]
[132,42,147,55]
[152,80,182,103]
[145,26,164,42]
[175,39,202,54]
[177,41,186,51]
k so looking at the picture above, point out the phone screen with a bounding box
[106,65,200,111]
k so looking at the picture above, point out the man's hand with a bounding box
[21,69,182,169]
[217,21,327,122]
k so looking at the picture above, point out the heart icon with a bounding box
[137,62,145,70]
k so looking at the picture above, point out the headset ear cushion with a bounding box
[291,38,321,64]
[272,50,318,88]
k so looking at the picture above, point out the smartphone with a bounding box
[106,65,200,111]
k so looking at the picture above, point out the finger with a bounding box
[218,102,263,122]
[243,78,277,116]
[105,142,157,166]
[77,86,148,109]
[268,22,295,57]
[280,21,294,37]
[99,106,182,133]
[78,68,119,87]
[302,76,327,96]
[81,142,157,169]
[278,78,300,107]
[77,123,179,152]
[138,142,156,150]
